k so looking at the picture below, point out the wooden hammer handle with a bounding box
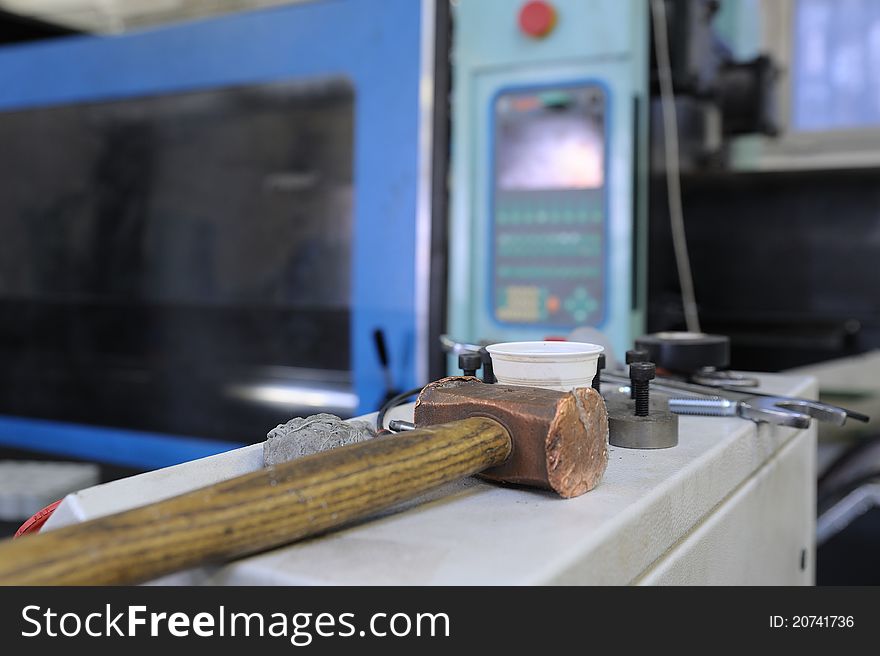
[0,417,511,585]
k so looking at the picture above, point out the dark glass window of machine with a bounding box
[0,78,355,441]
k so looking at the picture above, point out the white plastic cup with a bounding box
[485,341,604,392]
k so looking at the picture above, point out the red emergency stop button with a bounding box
[518,1,557,38]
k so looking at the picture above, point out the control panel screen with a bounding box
[492,84,606,327]
[497,92,604,190]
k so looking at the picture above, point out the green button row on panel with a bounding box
[498,265,601,280]
[497,233,601,258]
[496,207,603,226]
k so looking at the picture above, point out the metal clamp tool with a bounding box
[602,373,869,429]
[666,396,859,429]
[439,335,483,356]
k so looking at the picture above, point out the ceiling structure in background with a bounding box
[0,0,305,33]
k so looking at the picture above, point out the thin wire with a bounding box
[650,0,701,334]
[376,386,423,432]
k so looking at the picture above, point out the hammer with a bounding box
[0,379,607,585]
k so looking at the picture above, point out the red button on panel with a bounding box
[518,1,557,38]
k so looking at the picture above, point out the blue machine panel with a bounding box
[0,0,432,465]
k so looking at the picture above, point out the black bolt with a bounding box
[626,350,648,398]
[630,361,655,417]
[458,352,482,377]
[625,349,648,365]
[479,348,496,384]
[591,353,606,392]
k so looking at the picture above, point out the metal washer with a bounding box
[608,411,679,449]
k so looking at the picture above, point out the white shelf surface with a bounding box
[43,373,817,585]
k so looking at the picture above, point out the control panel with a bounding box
[448,0,649,361]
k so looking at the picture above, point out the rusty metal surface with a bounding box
[414,378,608,498]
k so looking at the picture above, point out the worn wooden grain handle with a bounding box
[0,417,511,585]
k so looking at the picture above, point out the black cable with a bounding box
[818,434,880,490]
[372,328,394,398]
[818,469,880,513]
[376,386,424,432]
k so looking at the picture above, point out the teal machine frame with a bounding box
[448,0,649,362]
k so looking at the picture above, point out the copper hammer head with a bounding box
[414,377,608,498]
